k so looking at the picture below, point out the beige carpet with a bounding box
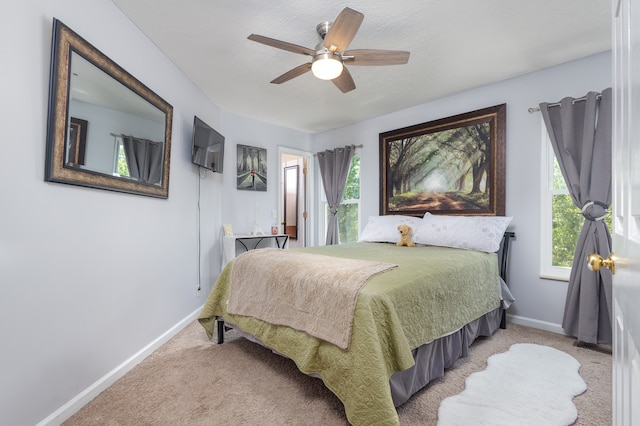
[64,321,611,425]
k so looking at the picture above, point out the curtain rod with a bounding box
[528,93,602,113]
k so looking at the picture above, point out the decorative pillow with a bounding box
[358,215,423,243]
[413,213,512,252]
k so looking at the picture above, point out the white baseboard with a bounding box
[506,313,566,335]
[37,305,204,426]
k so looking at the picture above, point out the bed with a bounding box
[198,216,514,426]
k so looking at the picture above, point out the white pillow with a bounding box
[358,215,422,243]
[413,213,512,252]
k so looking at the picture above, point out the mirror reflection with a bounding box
[284,165,298,239]
[46,19,173,198]
[68,53,166,184]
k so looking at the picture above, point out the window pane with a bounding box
[338,203,359,243]
[551,194,613,269]
[551,194,581,267]
[117,143,130,177]
[324,203,359,243]
[552,156,567,190]
[342,156,360,200]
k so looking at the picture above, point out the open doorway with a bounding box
[279,148,314,248]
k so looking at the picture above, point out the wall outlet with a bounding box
[195,288,201,298]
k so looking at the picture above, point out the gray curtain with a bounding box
[122,135,163,185]
[539,87,613,344]
[317,145,355,245]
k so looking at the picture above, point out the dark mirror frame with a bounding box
[45,19,173,198]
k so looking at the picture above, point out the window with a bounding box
[540,126,581,280]
[540,127,611,280]
[113,137,130,177]
[320,155,360,244]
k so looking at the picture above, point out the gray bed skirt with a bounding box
[390,306,502,407]
[220,307,502,408]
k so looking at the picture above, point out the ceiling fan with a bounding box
[247,7,410,93]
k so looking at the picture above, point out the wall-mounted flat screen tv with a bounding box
[192,116,224,173]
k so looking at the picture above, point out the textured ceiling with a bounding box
[112,0,611,133]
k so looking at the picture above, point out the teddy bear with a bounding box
[396,224,416,247]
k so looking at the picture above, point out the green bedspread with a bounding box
[198,242,500,426]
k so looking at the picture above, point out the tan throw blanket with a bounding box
[226,248,397,350]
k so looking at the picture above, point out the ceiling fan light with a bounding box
[312,53,343,80]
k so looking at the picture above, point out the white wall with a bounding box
[0,2,309,425]
[313,51,612,332]
[219,111,312,236]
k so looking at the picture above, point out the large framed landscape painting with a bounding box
[380,104,506,217]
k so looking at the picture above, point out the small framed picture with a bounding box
[237,144,267,191]
[223,224,233,236]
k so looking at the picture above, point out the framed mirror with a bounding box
[283,165,299,239]
[45,19,173,198]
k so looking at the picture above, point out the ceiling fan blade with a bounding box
[270,63,312,84]
[323,7,364,52]
[332,66,356,93]
[248,34,315,56]
[343,49,410,66]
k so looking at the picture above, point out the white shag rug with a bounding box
[437,343,587,425]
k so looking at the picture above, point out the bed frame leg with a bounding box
[216,318,225,344]
[500,309,507,329]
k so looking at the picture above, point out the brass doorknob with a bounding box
[586,252,616,275]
